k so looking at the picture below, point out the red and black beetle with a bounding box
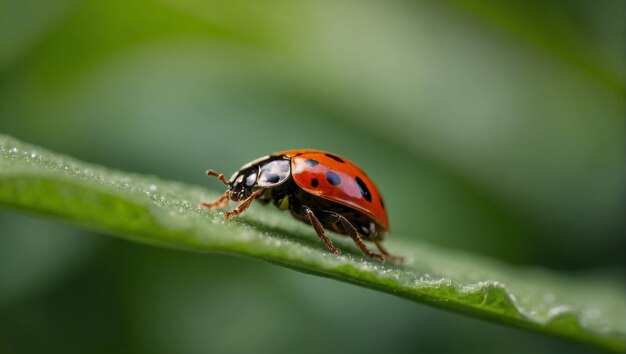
[199,149,401,262]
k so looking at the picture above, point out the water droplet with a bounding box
[547,305,570,317]
[148,184,158,192]
[10,147,18,153]
[30,152,38,158]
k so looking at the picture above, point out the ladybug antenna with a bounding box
[206,170,229,186]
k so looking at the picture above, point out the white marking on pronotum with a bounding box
[238,155,271,170]
[258,159,291,187]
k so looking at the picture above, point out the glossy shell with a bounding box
[274,149,389,230]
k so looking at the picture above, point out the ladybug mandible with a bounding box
[199,149,401,262]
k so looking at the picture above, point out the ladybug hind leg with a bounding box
[373,240,405,263]
[331,213,383,262]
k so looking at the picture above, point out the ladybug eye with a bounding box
[229,171,240,184]
[231,174,244,188]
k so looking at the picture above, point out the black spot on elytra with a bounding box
[311,178,319,187]
[326,171,341,185]
[355,176,372,202]
[304,159,319,167]
[324,154,345,163]
[264,173,280,183]
[379,197,385,209]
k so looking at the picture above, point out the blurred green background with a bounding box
[0,0,623,353]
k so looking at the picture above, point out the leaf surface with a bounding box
[0,135,623,352]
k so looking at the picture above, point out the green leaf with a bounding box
[0,134,623,352]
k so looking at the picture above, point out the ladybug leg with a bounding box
[304,207,341,255]
[331,213,384,262]
[206,169,229,186]
[224,188,265,220]
[373,241,405,263]
[198,190,231,209]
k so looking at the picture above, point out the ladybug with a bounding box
[198,150,401,262]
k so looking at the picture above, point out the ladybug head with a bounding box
[226,156,291,201]
[228,168,259,201]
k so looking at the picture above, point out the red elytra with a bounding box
[274,149,389,230]
[199,149,401,262]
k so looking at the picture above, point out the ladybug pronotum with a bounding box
[199,149,401,262]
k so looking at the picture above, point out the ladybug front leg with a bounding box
[198,190,231,209]
[224,188,265,220]
[330,212,383,262]
[304,206,342,255]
